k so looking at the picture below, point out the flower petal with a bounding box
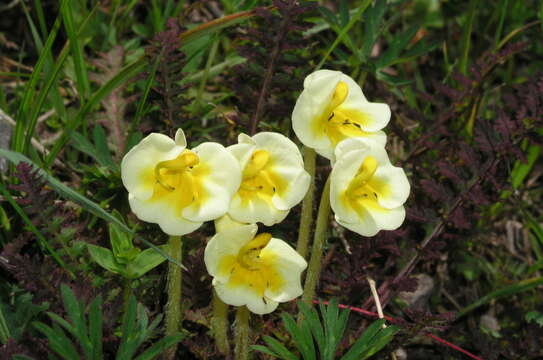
[174,128,187,147]
[330,148,365,224]
[182,142,242,222]
[121,133,185,200]
[214,214,247,233]
[251,132,310,210]
[214,280,279,315]
[261,238,307,302]
[229,193,289,226]
[292,70,343,151]
[128,193,201,236]
[204,224,258,281]
[371,164,410,209]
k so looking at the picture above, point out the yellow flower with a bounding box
[227,132,310,226]
[292,69,390,160]
[121,129,241,235]
[204,224,307,314]
[330,138,410,236]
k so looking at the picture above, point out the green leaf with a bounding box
[33,322,80,360]
[134,334,184,360]
[341,319,388,360]
[0,149,183,269]
[87,244,124,274]
[281,312,315,360]
[93,125,117,171]
[60,285,92,359]
[360,0,387,59]
[88,296,103,360]
[511,144,540,189]
[459,276,543,317]
[60,0,90,100]
[298,301,325,356]
[108,212,140,264]
[126,245,169,279]
[360,325,399,360]
[261,336,298,360]
[375,23,421,69]
[252,344,281,358]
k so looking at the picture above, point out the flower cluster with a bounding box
[121,130,309,314]
[292,69,410,236]
[120,69,408,315]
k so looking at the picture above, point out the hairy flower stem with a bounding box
[301,175,331,305]
[165,235,183,359]
[296,146,316,259]
[234,306,250,360]
[212,290,230,356]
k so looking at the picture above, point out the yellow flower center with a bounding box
[149,151,208,212]
[154,151,199,191]
[238,150,286,202]
[236,233,272,271]
[341,156,387,217]
[313,81,374,145]
[217,232,285,298]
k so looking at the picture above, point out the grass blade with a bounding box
[458,276,543,317]
[60,0,90,101]
[0,149,183,268]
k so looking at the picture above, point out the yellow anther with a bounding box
[237,233,272,271]
[242,150,270,179]
[348,156,378,195]
[154,152,199,191]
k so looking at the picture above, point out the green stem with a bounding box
[302,175,331,305]
[234,306,250,360]
[296,146,316,259]
[211,290,230,356]
[165,235,183,359]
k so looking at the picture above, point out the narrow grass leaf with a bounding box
[458,276,543,317]
[46,58,146,166]
[60,0,90,100]
[13,11,63,153]
[0,149,182,268]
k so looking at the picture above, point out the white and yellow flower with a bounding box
[292,69,390,160]
[330,138,410,237]
[227,132,310,226]
[121,129,241,236]
[204,224,307,314]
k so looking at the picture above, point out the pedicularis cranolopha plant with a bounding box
[119,69,409,359]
